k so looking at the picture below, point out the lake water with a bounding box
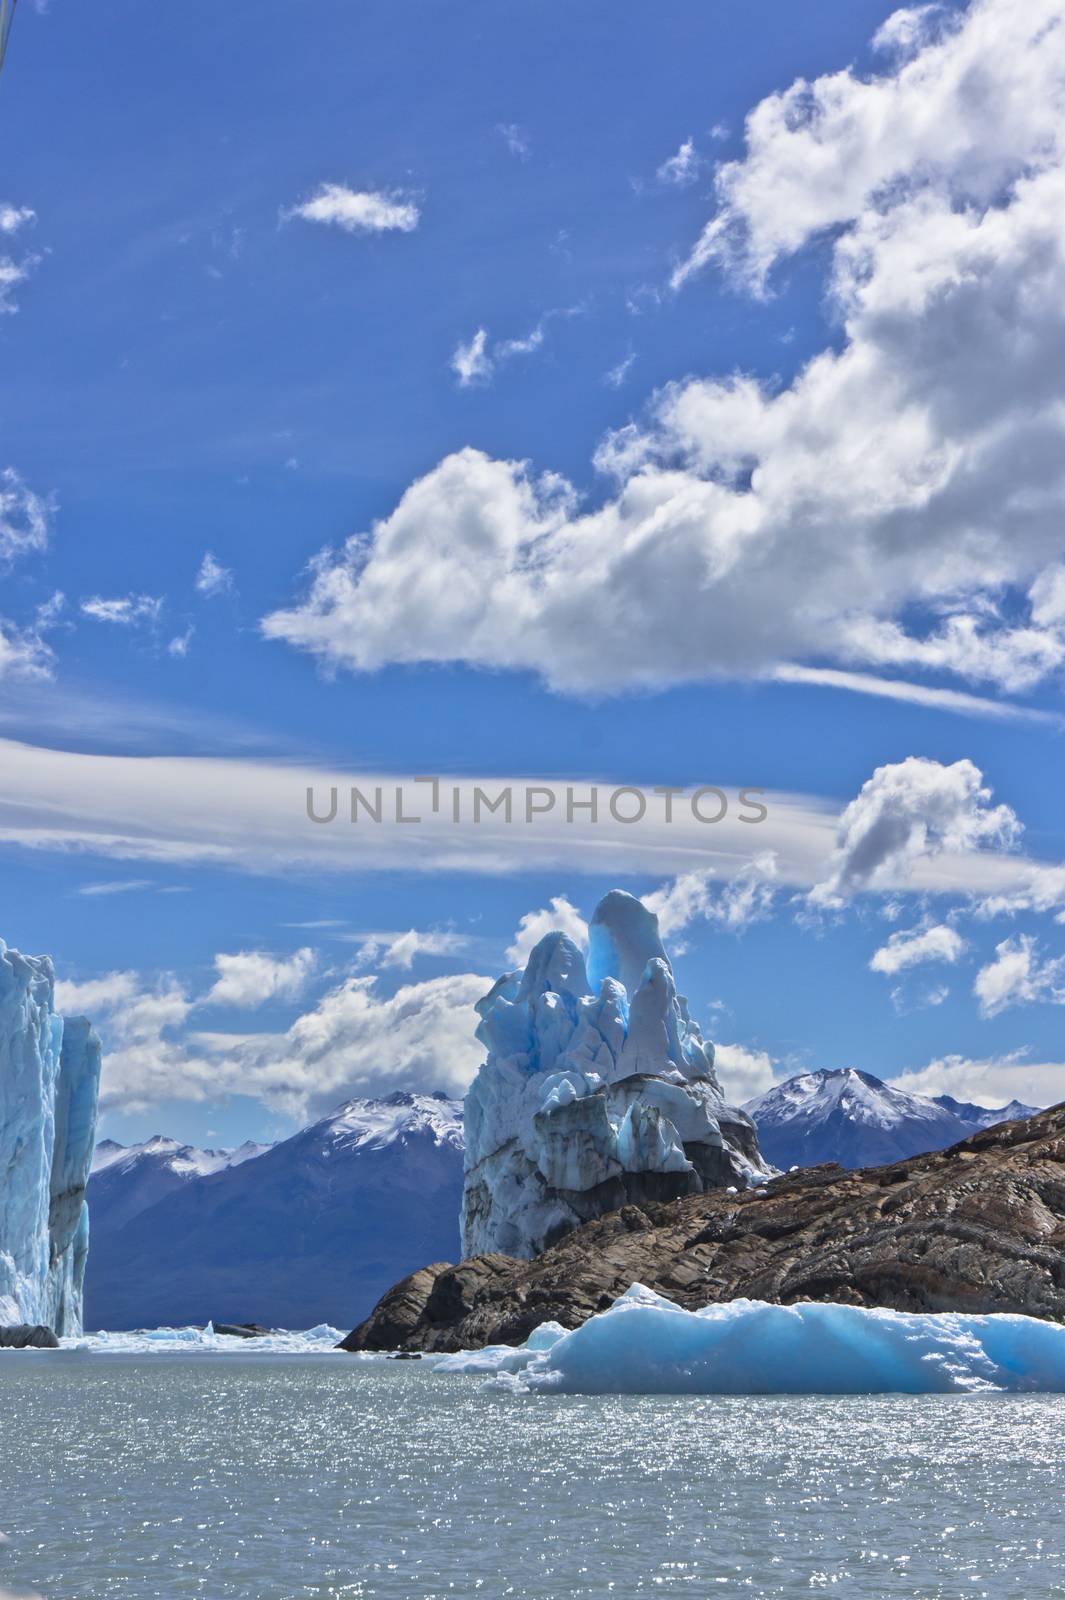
[1,1353,1064,1599]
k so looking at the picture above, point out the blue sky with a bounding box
[3,0,1065,1148]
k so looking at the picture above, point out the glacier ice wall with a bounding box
[0,941,102,1334]
[462,890,769,1259]
[435,1285,1065,1395]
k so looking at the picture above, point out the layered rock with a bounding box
[461,890,768,1259]
[342,1101,1065,1352]
[0,942,102,1335]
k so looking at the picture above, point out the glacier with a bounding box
[0,940,101,1336]
[462,889,769,1259]
[434,1284,1065,1395]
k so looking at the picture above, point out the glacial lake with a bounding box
[1,1352,1064,1599]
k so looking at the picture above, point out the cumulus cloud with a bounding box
[657,137,700,186]
[350,928,470,971]
[61,962,489,1117]
[80,594,162,627]
[196,551,233,597]
[870,922,966,974]
[283,183,419,234]
[204,947,316,1009]
[893,1049,1062,1108]
[644,854,778,938]
[973,934,1065,1017]
[506,895,589,967]
[261,2,1065,706]
[811,758,1019,905]
[713,1041,782,1102]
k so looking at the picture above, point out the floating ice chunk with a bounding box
[440,1289,1065,1396]
[433,1320,567,1376]
[55,1323,349,1355]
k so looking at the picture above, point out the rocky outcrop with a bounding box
[0,1323,60,1349]
[342,1102,1065,1352]
[462,890,769,1260]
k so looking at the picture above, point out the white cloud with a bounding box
[0,253,38,314]
[496,324,545,360]
[506,896,589,967]
[80,594,162,627]
[350,928,470,971]
[168,627,193,658]
[770,666,1065,728]
[0,206,39,312]
[644,854,778,938]
[0,592,63,682]
[261,3,1065,706]
[451,328,492,387]
[673,0,1049,291]
[870,922,966,974]
[76,879,154,897]
[204,947,316,1009]
[0,466,52,562]
[893,1049,1062,1109]
[451,310,580,388]
[283,183,419,234]
[657,137,700,186]
[0,735,1048,904]
[603,352,636,389]
[61,962,489,1118]
[976,864,1065,923]
[811,757,1019,905]
[713,1041,782,1102]
[196,551,233,597]
[973,934,1065,1016]
[497,123,529,159]
[0,203,35,235]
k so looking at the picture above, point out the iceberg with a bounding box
[462,890,769,1259]
[434,1284,1065,1395]
[59,1323,349,1356]
[0,941,101,1335]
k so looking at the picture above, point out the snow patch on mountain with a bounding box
[85,1090,464,1331]
[744,1068,1041,1170]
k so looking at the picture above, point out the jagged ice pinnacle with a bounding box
[462,890,769,1258]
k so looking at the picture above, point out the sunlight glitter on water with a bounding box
[1,1356,1064,1598]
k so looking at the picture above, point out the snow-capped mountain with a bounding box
[84,1091,463,1331]
[930,1094,1040,1130]
[744,1069,1040,1171]
[89,1135,272,1232]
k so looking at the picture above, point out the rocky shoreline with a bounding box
[341,1102,1065,1352]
